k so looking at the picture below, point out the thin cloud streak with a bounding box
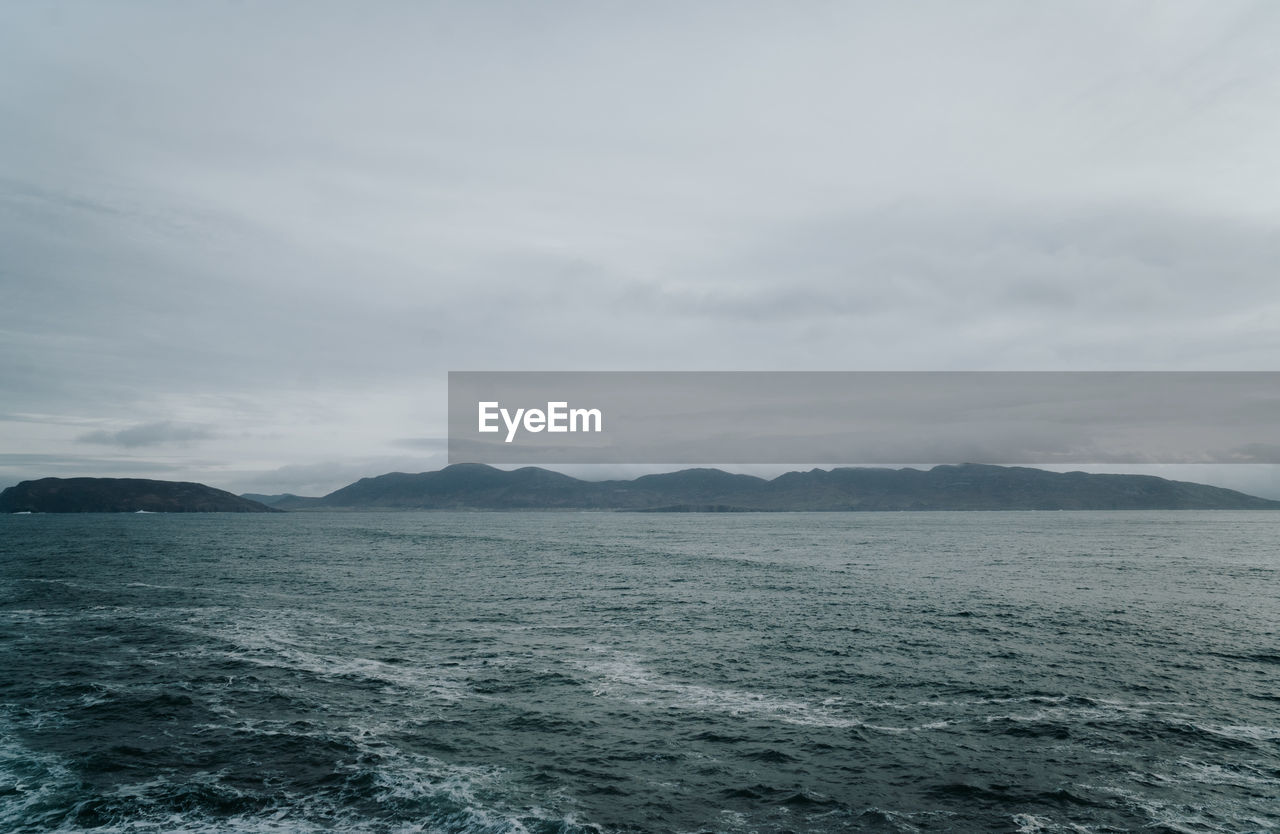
[77,421,217,448]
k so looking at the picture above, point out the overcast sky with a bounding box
[3,1,1280,498]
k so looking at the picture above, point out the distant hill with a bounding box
[2,478,280,513]
[287,463,1280,511]
[239,493,325,510]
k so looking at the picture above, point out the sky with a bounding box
[3,1,1280,498]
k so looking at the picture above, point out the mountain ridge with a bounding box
[7,466,1276,514]
[270,463,1280,511]
[1,477,280,513]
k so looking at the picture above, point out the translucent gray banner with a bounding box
[447,372,1280,464]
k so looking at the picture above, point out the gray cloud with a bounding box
[2,1,1279,494]
[77,422,216,448]
[0,453,192,492]
[391,437,449,450]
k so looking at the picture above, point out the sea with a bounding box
[1,511,1277,833]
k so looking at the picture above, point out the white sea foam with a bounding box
[0,720,81,832]
[1084,781,1276,834]
[1198,722,1280,741]
[1010,813,1098,833]
[575,652,1200,737]
[836,694,1190,712]
[1012,814,1052,833]
[1148,758,1280,788]
[11,741,598,834]
[981,698,1186,728]
[172,615,472,703]
[575,652,950,732]
[577,653,863,727]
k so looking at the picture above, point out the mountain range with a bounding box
[6,465,1279,513]
[245,463,1280,512]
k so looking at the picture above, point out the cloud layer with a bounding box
[2,1,1279,495]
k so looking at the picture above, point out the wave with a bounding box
[170,616,473,704]
[0,711,601,834]
[1083,780,1279,834]
[573,652,954,733]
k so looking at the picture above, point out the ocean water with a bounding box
[1,511,1277,833]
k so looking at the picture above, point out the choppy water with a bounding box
[1,511,1278,833]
